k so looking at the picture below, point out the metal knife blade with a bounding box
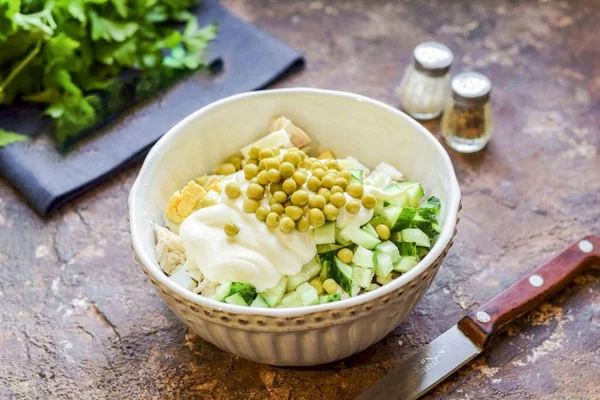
[355,325,481,400]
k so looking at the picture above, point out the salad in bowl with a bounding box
[155,116,442,309]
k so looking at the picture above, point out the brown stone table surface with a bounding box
[1,0,599,399]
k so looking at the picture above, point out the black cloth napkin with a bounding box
[0,0,303,216]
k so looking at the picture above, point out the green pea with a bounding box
[347,183,364,198]
[337,248,354,264]
[325,159,340,170]
[340,170,351,181]
[255,206,269,221]
[282,178,297,195]
[243,199,260,213]
[217,163,236,175]
[224,182,241,199]
[258,148,274,160]
[308,208,325,227]
[346,200,361,214]
[267,168,282,183]
[279,161,296,179]
[266,212,280,228]
[263,157,280,171]
[376,224,391,240]
[285,205,304,221]
[256,170,269,185]
[330,185,343,194]
[246,182,265,200]
[309,194,326,209]
[311,162,327,171]
[246,158,259,166]
[323,203,339,221]
[291,190,309,207]
[317,188,331,202]
[321,174,335,189]
[334,177,348,190]
[273,191,288,203]
[270,182,282,194]
[283,151,302,167]
[270,203,284,215]
[249,145,261,159]
[293,171,307,186]
[200,197,217,208]
[330,192,346,208]
[224,222,239,237]
[306,176,321,192]
[279,216,296,233]
[243,164,259,180]
[296,217,310,232]
[361,194,377,209]
[312,168,326,180]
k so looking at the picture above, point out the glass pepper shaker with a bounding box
[396,41,454,120]
[441,72,493,153]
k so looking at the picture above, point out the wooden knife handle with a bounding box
[457,235,600,349]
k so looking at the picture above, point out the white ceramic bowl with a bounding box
[129,88,461,366]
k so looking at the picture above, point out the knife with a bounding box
[356,235,600,400]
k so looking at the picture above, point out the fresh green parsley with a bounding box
[0,0,216,148]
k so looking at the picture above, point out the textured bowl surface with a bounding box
[129,88,461,366]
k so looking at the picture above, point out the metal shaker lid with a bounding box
[451,72,491,105]
[413,41,454,77]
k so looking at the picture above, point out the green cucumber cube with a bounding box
[375,252,394,278]
[352,266,374,288]
[314,222,336,245]
[376,241,401,263]
[319,293,341,304]
[394,256,419,273]
[230,282,257,304]
[361,223,378,237]
[250,295,270,308]
[348,168,363,184]
[340,225,381,249]
[401,228,431,248]
[352,246,375,269]
[296,282,319,306]
[259,277,287,307]
[225,292,249,306]
[331,256,353,294]
[286,258,322,291]
[210,281,232,301]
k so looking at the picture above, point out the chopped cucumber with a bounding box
[351,285,361,297]
[397,241,418,257]
[230,282,257,304]
[320,259,331,282]
[419,196,441,216]
[364,283,380,291]
[319,293,341,304]
[296,282,319,306]
[225,292,249,306]
[376,241,401,263]
[352,246,375,269]
[368,215,388,228]
[330,256,353,294]
[286,258,322,291]
[418,246,430,258]
[314,222,336,245]
[352,266,374,288]
[361,223,378,237]
[411,214,441,238]
[392,207,418,232]
[317,243,343,253]
[382,182,424,207]
[210,281,232,301]
[279,291,303,307]
[259,277,287,307]
[394,256,419,273]
[335,227,353,246]
[250,295,270,308]
[375,252,394,278]
[348,168,363,184]
[240,129,291,158]
[340,225,381,249]
[401,228,430,248]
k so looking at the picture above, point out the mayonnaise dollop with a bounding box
[179,172,316,292]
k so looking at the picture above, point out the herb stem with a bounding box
[0,41,42,99]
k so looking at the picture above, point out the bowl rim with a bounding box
[129,87,461,318]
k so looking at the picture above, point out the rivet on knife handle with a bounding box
[457,235,600,349]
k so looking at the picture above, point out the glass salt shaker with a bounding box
[441,72,493,153]
[396,41,454,120]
